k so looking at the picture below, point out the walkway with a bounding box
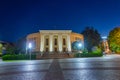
[0,54,120,80]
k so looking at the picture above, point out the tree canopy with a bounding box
[0,43,3,55]
[81,27,101,52]
[108,27,120,53]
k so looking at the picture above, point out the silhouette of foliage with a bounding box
[81,27,101,52]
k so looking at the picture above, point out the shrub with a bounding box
[74,53,81,57]
[82,48,88,54]
[116,48,120,54]
[74,52,103,57]
[2,54,36,60]
[92,46,102,54]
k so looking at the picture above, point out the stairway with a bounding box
[38,52,72,59]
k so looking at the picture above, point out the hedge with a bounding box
[2,54,36,60]
[74,52,103,57]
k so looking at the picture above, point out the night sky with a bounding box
[0,0,120,42]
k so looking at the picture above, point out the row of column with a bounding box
[40,34,71,52]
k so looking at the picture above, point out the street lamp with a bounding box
[78,43,82,47]
[28,43,32,60]
[77,42,82,53]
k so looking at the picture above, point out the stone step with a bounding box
[36,53,74,59]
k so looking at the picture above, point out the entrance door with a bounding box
[46,48,49,52]
[63,47,66,52]
[54,48,57,52]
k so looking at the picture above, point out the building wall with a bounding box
[26,30,84,52]
[27,32,40,52]
[70,32,84,43]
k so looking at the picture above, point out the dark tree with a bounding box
[81,27,101,52]
[15,36,26,54]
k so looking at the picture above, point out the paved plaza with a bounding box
[0,54,120,80]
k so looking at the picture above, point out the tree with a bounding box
[5,43,17,54]
[15,36,26,54]
[0,43,3,56]
[108,27,120,53]
[81,27,101,52]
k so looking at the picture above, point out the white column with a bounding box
[49,35,53,52]
[58,34,62,52]
[67,34,71,52]
[40,34,44,52]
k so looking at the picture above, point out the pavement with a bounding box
[0,54,120,80]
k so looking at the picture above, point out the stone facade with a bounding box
[26,30,84,52]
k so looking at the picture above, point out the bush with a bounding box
[2,54,36,61]
[0,54,2,57]
[74,53,81,57]
[82,48,88,54]
[92,46,102,54]
[116,48,120,54]
[74,52,103,57]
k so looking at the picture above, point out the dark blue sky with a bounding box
[0,0,120,42]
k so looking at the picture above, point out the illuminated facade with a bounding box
[26,30,84,52]
[102,40,110,53]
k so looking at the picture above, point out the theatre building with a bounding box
[26,30,84,53]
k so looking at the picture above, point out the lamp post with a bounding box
[28,43,32,60]
[78,42,82,53]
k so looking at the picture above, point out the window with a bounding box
[63,38,66,45]
[46,38,49,45]
[54,38,57,45]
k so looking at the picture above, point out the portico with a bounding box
[40,30,71,52]
[27,30,84,53]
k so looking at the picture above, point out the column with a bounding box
[58,34,62,52]
[49,35,53,52]
[40,34,44,52]
[67,34,71,52]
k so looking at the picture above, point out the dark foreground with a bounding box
[0,54,120,80]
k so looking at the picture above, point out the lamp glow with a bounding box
[102,36,107,39]
[28,43,32,49]
[78,43,82,47]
